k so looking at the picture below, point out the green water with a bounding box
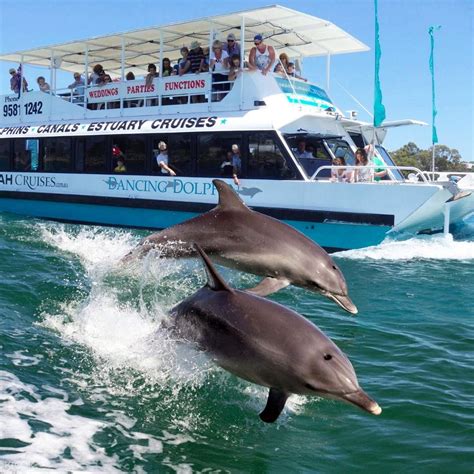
[0,213,473,473]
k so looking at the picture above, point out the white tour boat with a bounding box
[0,5,472,251]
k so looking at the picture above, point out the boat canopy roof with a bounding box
[0,5,369,76]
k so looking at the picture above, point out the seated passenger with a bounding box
[248,34,276,76]
[220,147,240,186]
[287,62,307,82]
[155,141,176,176]
[331,157,351,182]
[354,147,372,182]
[37,76,51,93]
[112,144,125,161]
[293,140,313,159]
[126,71,135,80]
[114,159,127,173]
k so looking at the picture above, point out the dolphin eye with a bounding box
[324,354,332,361]
[332,265,337,270]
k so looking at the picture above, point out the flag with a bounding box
[429,26,441,144]
[373,0,386,127]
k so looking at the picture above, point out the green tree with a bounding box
[390,142,467,172]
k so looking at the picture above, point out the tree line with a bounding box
[389,142,469,172]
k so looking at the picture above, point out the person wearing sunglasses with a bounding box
[224,33,240,57]
[248,34,275,76]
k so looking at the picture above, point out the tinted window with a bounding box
[325,139,355,165]
[152,134,193,176]
[0,140,10,171]
[197,133,242,178]
[13,139,40,171]
[42,137,72,172]
[248,132,296,179]
[113,135,146,174]
[84,136,107,173]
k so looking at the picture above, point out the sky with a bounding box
[0,0,472,161]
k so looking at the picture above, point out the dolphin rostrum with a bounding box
[170,244,381,422]
[125,179,357,314]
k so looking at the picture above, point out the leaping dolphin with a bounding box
[125,179,357,314]
[170,244,381,422]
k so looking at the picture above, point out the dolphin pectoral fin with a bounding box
[194,244,234,293]
[259,388,289,423]
[247,277,290,297]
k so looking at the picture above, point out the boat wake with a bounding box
[335,234,474,261]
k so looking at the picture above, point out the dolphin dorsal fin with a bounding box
[213,179,248,211]
[194,243,234,293]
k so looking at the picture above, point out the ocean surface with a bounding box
[0,212,473,473]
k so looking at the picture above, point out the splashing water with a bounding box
[336,233,474,261]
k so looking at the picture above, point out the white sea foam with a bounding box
[336,234,474,261]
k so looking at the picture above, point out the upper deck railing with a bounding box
[1,71,337,126]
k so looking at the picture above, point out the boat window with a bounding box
[375,145,404,181]
[42,137,72,172]
[0,140,10,171]
[197,133,242,178]
[284,135,332,178]
[13,139,40,172]
[348,132,365,149]
[325,139,355,166]
[152,135,193,176]
[248,132,296,180]
[84,136,108,173]
[113,135,146,174]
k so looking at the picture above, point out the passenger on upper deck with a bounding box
[293,140,313,159]
[161,58,173,77]
[68,72,85,103]
[9,68,28,94]
[278,53,290,72]
[155,141,176,176]
[36,76,50,93]
[224,33,240,57]
[88,64,104,85]
[145,64,159,86]
[249,34,276,76]
[188,41,206,73]
[228,54,242,81]
[178,47,190,76]
[273,63,285,75]
[287,62,307,82]
[210,40,229,100]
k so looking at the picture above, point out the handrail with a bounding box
[310,165,430,183]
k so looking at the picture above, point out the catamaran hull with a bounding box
[0,175,470,251]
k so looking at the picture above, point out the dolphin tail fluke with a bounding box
[247,277,290,297]
[259,388,289,423]
[212,179,249,211]
[194,243,234,293]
